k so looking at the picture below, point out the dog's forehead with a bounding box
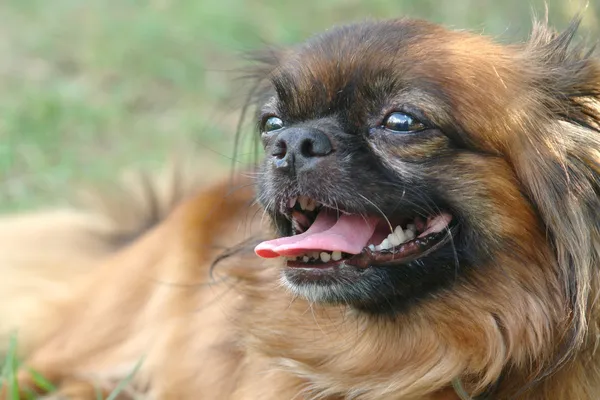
[268,18,521,130]
[268,20,450,119]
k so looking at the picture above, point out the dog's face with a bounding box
[241,18,600,397]
[252,19,600,324]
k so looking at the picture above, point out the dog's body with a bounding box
[2,17,600,399]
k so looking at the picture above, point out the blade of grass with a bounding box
[0,336,14,393]
[95,382,104,400]
[105,356,145,400]
[3,334,20,400]
[0,355,5,394]
[22,388,36,400]
[27,367,57,393]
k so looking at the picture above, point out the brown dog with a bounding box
[1,16,600,399]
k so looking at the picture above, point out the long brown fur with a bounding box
[1,16,600,400]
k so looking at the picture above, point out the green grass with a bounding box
[1,336,19,400]
[0,335,144,399]
[0,0,598,211]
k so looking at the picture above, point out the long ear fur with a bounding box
[512,17,600,382]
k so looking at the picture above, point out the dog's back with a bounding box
[0,209,118,354]
[0,161,266,398]
[0,160,221,355]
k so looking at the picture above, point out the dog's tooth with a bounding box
[302,256,310,262]
[288,197,297,208]
[331,251,342,261]
[311,251,320,259]
[388,232,402,247]
[390,226,406,245]
[398,229,408,242]
[305,200,316,211]
[368,244,376,251]
[298,196,309,210]
[404,228,415,241]
[380,238,391,250]
[406,224,416,233]
[374,245,381,251]
[320,252,331,262]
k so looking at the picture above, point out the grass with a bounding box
[0,0,598,212]
[0,336,19,400]
[1,334,144,399]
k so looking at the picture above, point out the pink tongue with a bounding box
[255,210,378,258]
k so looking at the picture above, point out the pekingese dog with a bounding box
[1,16,600,400]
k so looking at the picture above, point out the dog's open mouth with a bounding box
[255,196,454,268]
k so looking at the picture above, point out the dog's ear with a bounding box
[229,46,287,171]
[510,17,600,370]
[241,45,287,105]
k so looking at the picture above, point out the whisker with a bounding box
[260,199,275,225]
[357,192,392,232]
[387,183,441,217]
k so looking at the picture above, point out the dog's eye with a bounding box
[383,112,425,133]
[263,116,284,133]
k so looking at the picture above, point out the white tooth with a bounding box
[380,238,391,250]
[374,245,381,251]
[298,196,309,210]
[331,251,342,261]
[398,229,408,242]
[320,252,331,262]
[404,228,415,241]
[311,251,320,259]
[389,232,402,247]
[368,244,376,251]
[305,200,316,211]
[406,224,416,233]
[302,256,310,262]
[288,197,297,208]
[391,227,406,245]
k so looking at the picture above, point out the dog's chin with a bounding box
[279,243,462,314]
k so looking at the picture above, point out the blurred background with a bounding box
[0,0,598,211]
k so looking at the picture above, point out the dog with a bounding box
[1,15,600,400]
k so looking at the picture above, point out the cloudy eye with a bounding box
[382,112,425,133]
[263,116,284,132]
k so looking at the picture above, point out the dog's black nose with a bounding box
[271,128,333,174]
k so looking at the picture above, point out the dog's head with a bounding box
[247,17,600,396]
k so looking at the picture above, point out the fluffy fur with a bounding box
[1,16,600,400]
